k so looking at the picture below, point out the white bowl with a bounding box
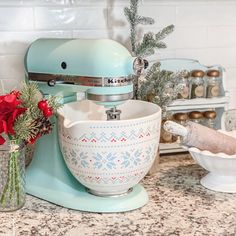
[187,130,236,193]
[57,100,161,196]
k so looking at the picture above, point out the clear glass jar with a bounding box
[160,111,174,143]
[190,70,205,99]
[203,110,217,129]
[25,143,35,167]
[164,81,174,97]
[206,70,221,98]
[177,70,190,99]
[0,141,25,212]
[188,111,204,124]
[173,112,189,142]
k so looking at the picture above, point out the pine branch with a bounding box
[14,111,41,141]
[155,42,167,48]
[135,33,167,56]
[138,62,182,109]
[13,82,61,143]
[146,62,161,77]
[20,82,39,107]
[124,1,174,57]
[137,16,154,25]
[124,1,139,53]
[155,24,175,41]
[124,0,175,99]
[135,45,155,57]
[124,0,156,54]
[47,95,63,112]
[124,8,133,23]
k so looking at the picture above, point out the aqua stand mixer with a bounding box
[25,38,161,212]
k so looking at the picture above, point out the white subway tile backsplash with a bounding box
[0,55,25,79]
[107,7,127,29]
[73,28,133,45]
[139,6,176,27]
[0,31,72,54]
[175,47,236,68]
[72,30,109,39]
[0,0,128,6]
[1,79,21,93]
[73,28,176,57]
[227,88,236,109]
[55,0,130,6]
[165,26,208,49]
[34,0,68,5]
[207,26,236,48]
[108,5,175,29]
[0,80,4,94]
[0,7,34,30]
[143,0,236,6]
[176,4,236,26]
[0,0,32,5]
[224,68,236,90]
[72,0,130,7]
[0,0,74,6]
[73,29,132,50]
[147,50,176,62]
[1,0,234,7]
[34,7,107,30]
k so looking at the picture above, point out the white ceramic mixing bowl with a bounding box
[187,130,236,193]
[57,100,161,196]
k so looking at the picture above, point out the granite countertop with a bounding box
[1,154,236,236]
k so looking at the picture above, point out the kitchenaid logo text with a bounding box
[107,78,132,84]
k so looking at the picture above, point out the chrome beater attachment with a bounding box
[106,107,121,120]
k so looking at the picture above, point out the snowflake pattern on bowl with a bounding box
[57,100,161,195]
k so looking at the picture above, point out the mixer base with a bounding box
[26,181,148,213]
[87,187,133,197]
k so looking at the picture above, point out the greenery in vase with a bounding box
[0,144,24,209]
[124,0,174,99]
[0,82,61,209]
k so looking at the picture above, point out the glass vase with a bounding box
[0,141,25,211]
[25,143,35,167]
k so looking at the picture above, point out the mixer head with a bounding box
[25,38,148,119]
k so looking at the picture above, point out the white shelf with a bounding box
[159,58,229,154]
[167,95,230,111]
[160,142,186,154]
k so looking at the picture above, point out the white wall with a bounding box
[0,0,236,108]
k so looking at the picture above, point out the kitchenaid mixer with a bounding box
[24,38,161,212]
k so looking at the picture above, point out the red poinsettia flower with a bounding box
[0,93,26,144]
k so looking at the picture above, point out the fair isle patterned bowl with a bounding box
[57,100,161,196]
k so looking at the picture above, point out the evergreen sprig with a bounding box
[155,25,175,41]
[135,32,167,57]
[47,96,62,113]
[14,112,40,142]
[13,82,62,143]
[138,62,183,112]
[124,0,174,100]
[124,0,174,57]
[19,82,41,120]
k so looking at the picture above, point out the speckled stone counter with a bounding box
[1,154,236,236]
